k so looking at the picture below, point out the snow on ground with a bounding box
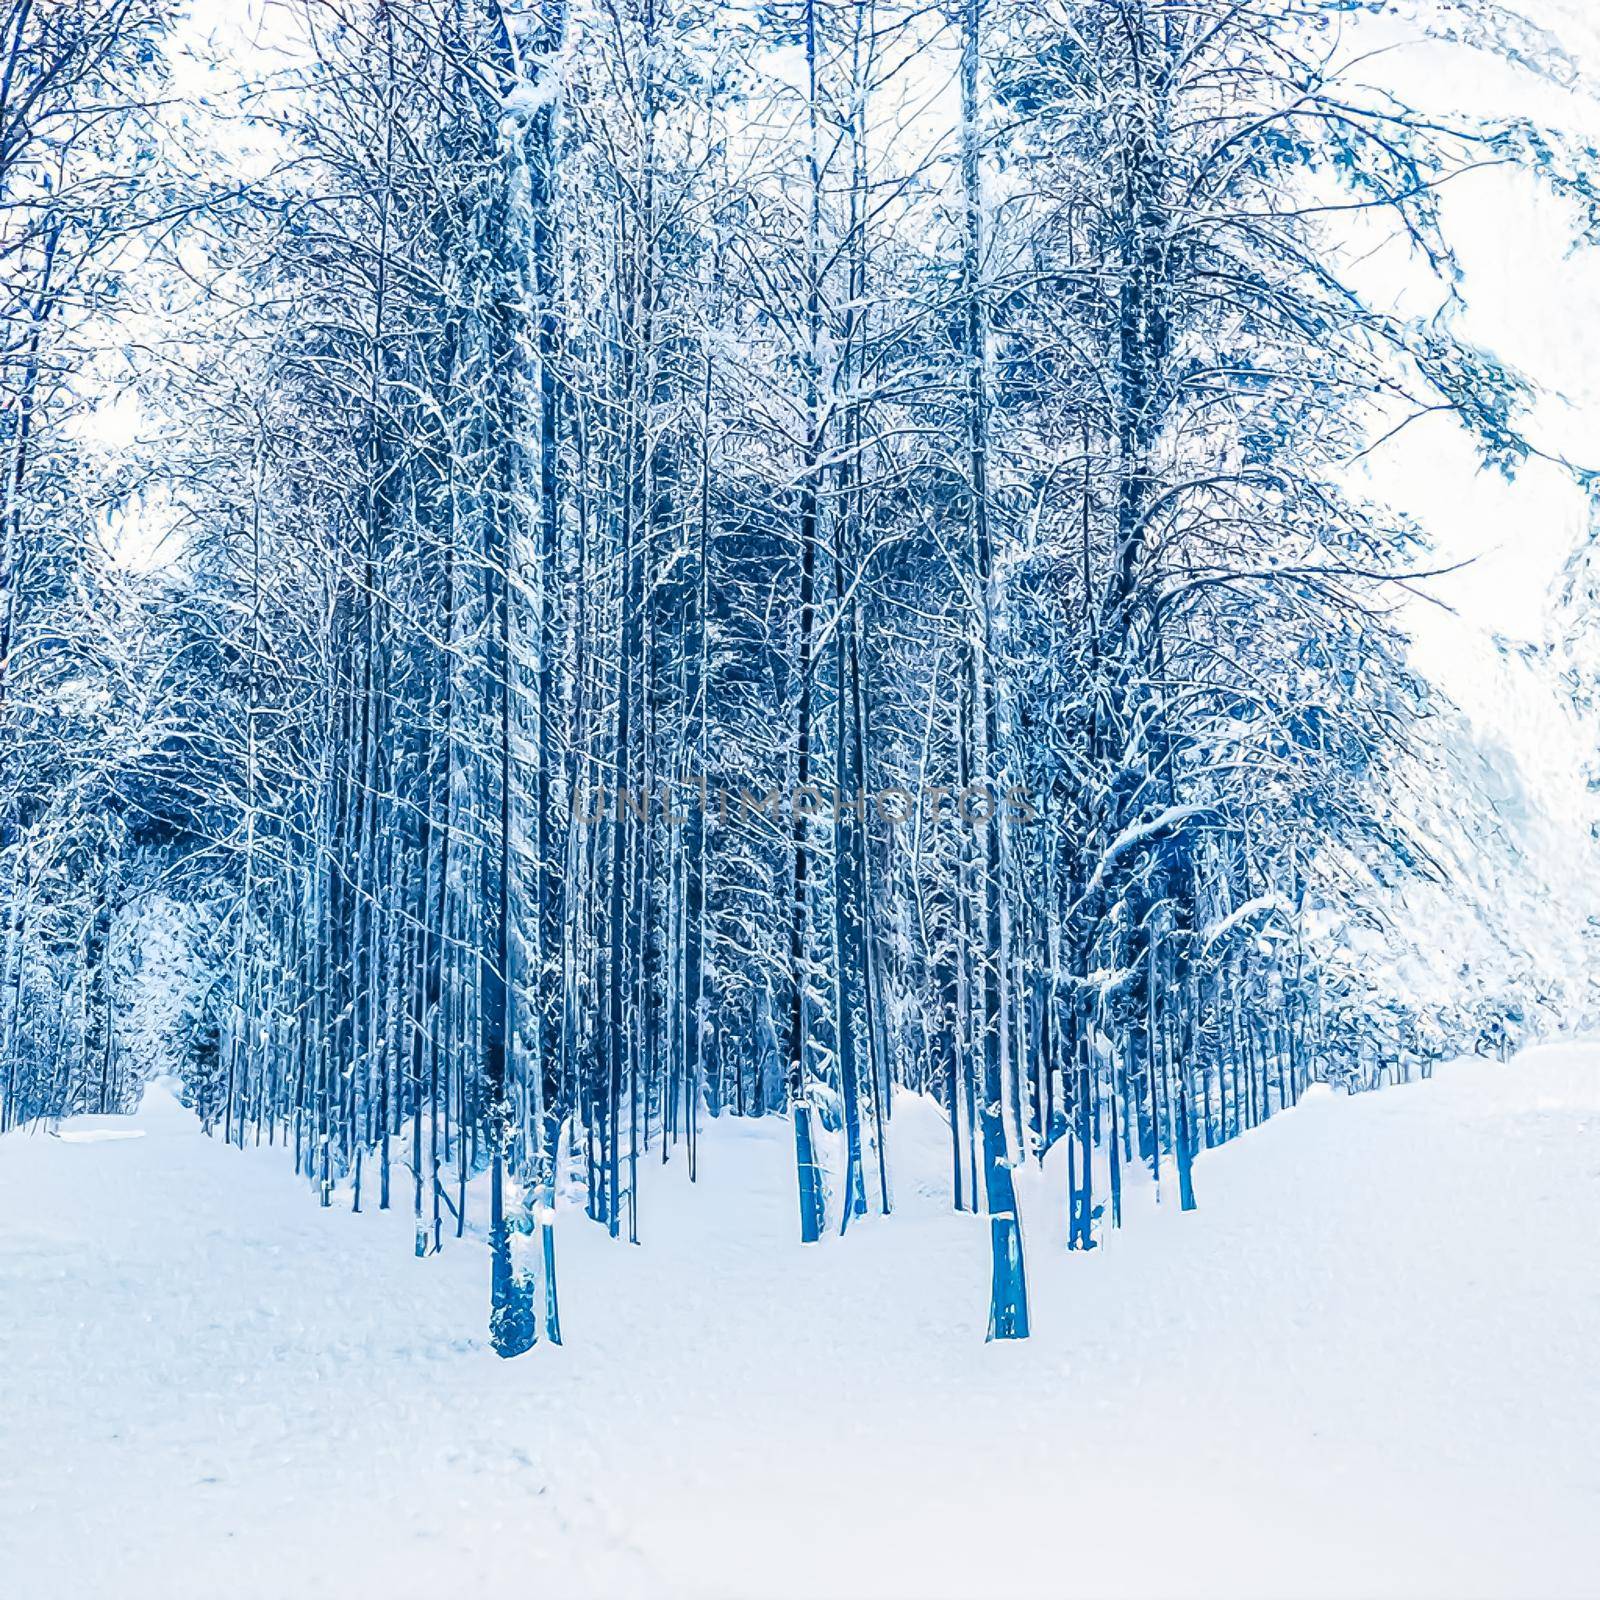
[3,1046,1599,1600]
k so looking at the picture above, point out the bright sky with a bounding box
[1344,0,1600,825]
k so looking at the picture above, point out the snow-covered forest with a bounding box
[9,1,1600,1593]
[4,0,1600,1365]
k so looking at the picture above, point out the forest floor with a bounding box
[3,1044,1599,1600]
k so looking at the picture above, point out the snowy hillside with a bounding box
[5,1049,1598,1600]
[1346,639,1600,1054]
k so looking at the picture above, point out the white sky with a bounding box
[1340,1,1600,826]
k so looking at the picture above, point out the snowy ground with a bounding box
[3,1046,1598,1600]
